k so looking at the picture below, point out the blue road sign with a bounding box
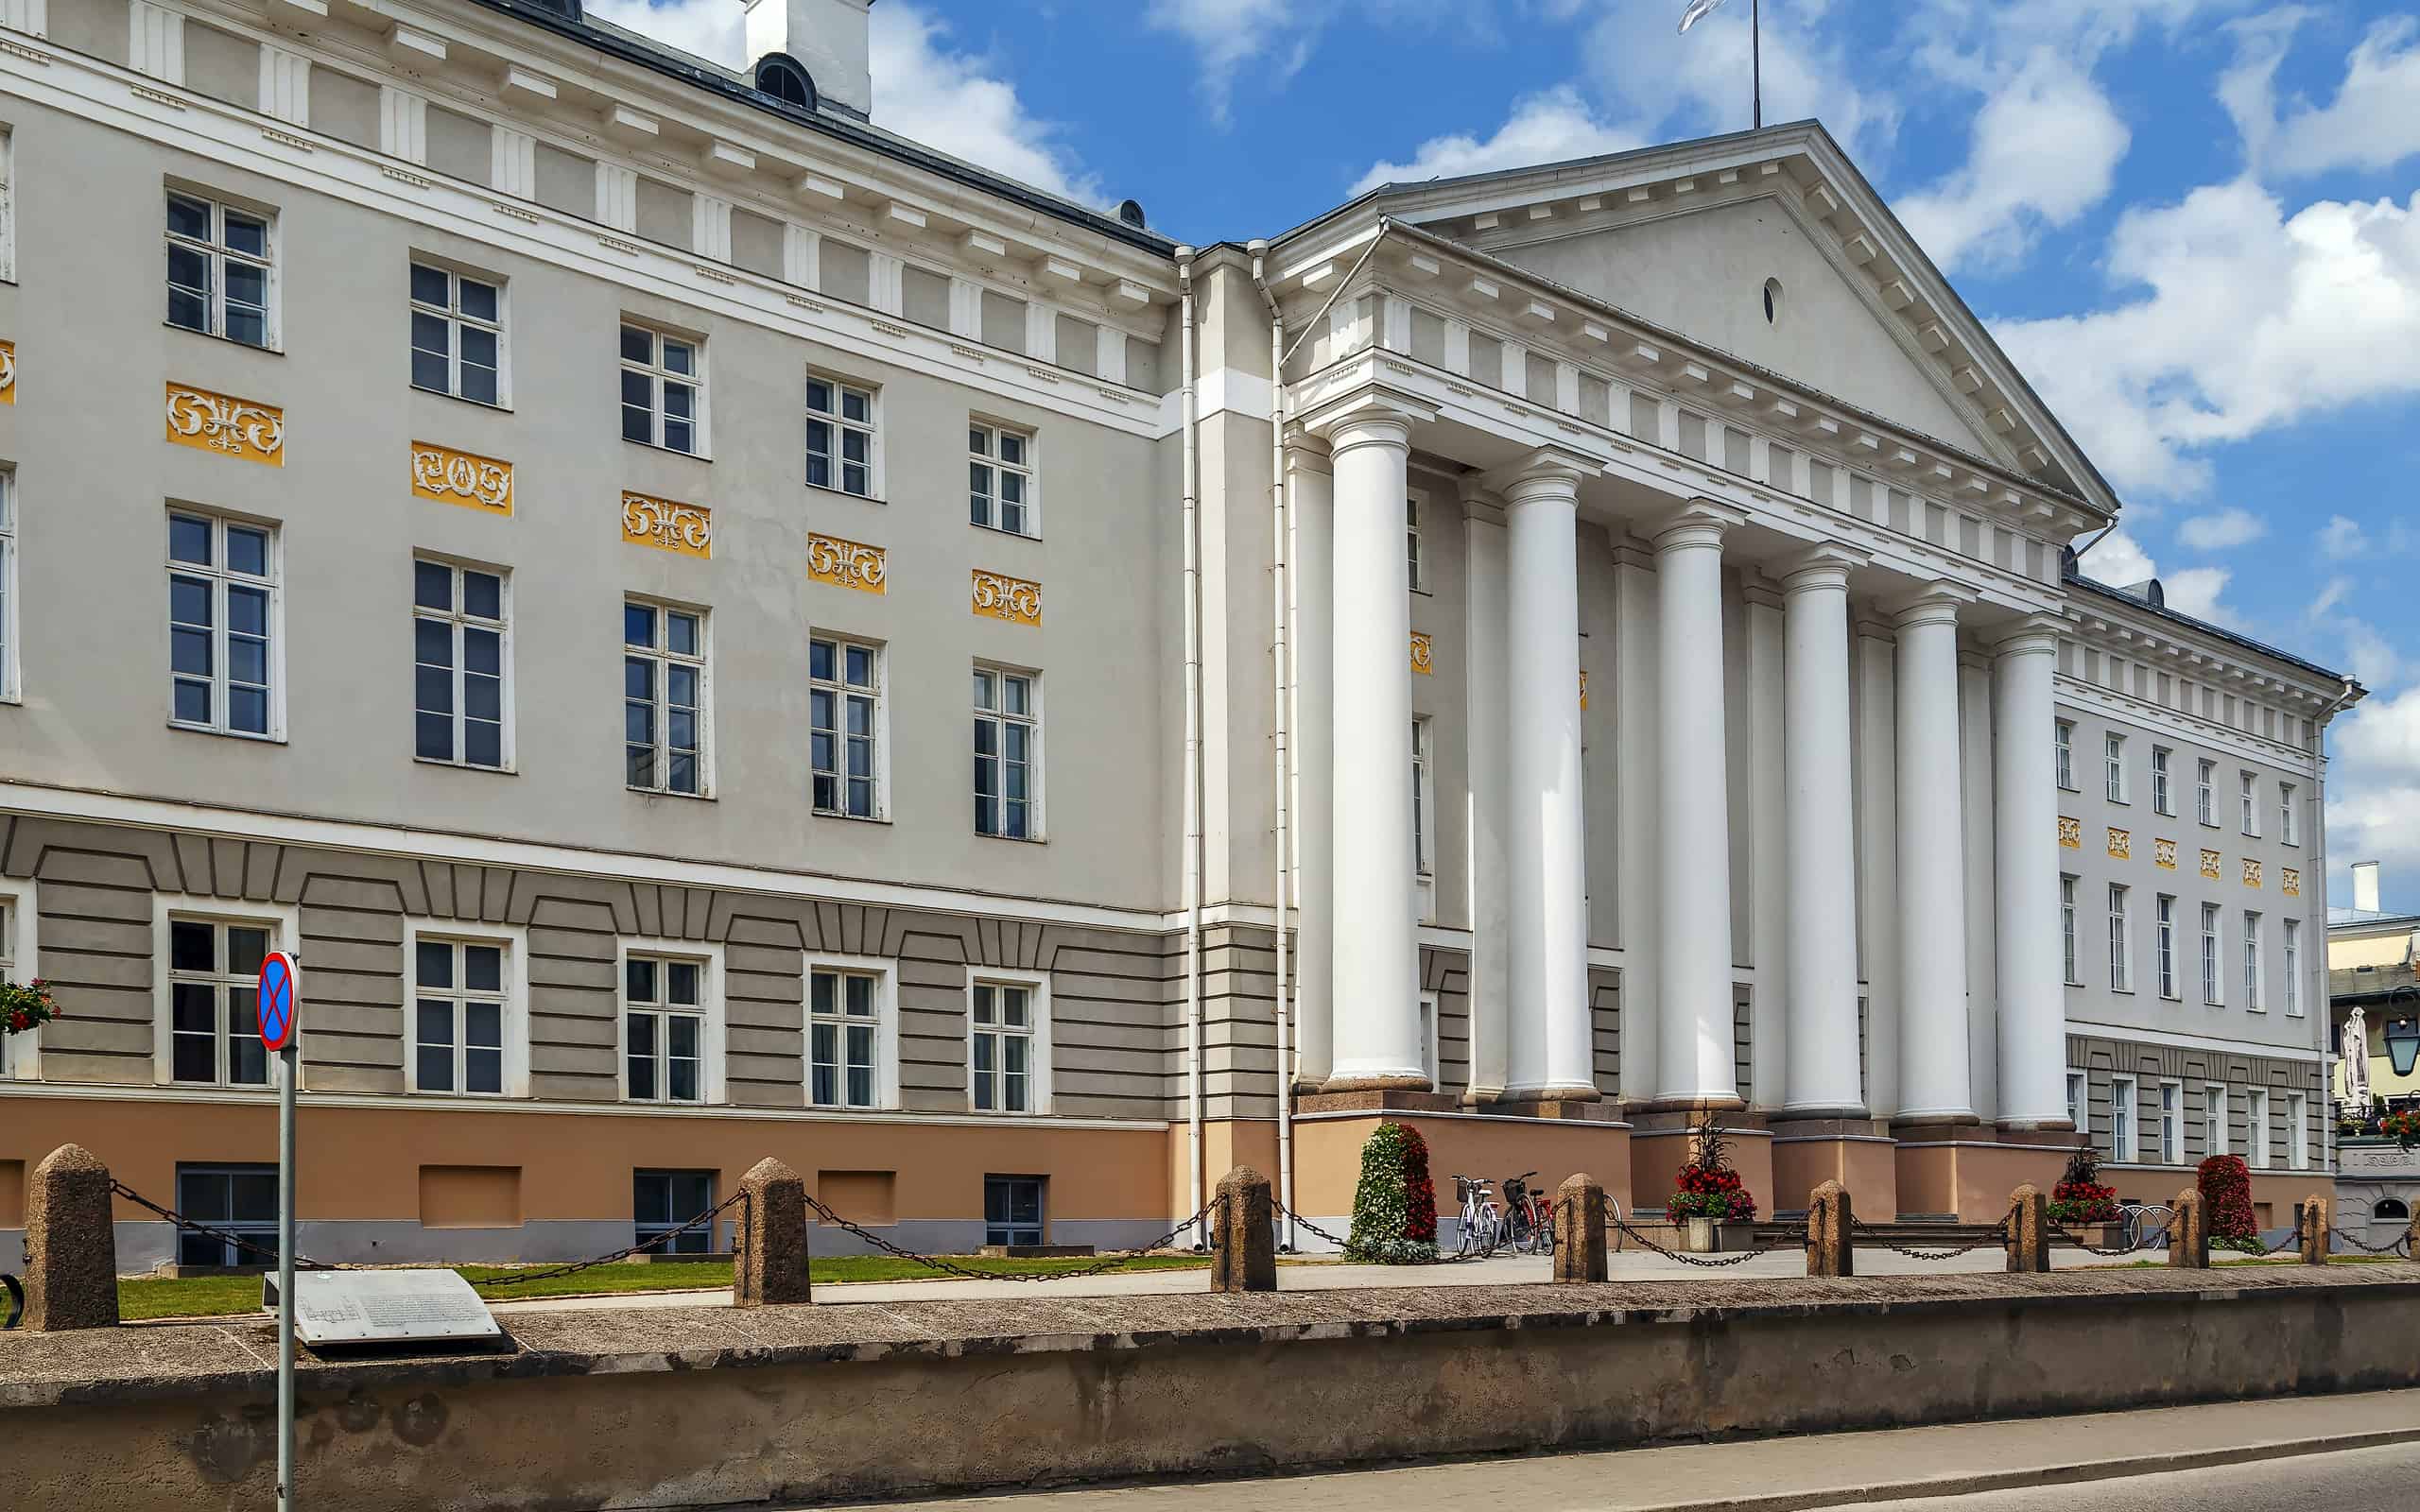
[258,951,299,1053]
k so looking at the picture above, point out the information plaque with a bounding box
[265,1269,504,1348]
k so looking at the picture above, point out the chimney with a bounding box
[744,0,872,119]
[2352,860,2381,915]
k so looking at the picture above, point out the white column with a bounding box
[1960,648,2000,1125]
[1613,537,1662,1103]
[1461,490,1512,1104]
[1317,397,1427,1091]
[1892,586,1977,1125]
[1854,619,1900,1118]
[1993,620,2069,1127]
[1287,438,1336,1089]
[1654,500,1747,1107]
[1779,546,1869,1116]
[1742,574,1787,1108]
[1498,452,1598,1101]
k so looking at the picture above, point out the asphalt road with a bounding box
[1836,1440,2420,1510]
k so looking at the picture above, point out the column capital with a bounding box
[1651,497,1749,552]
[1297,383,1434,454]
[1990,612,2066,658]
[1885,580,1977,630]
[1776,541,1871,595]
[1481,444,1599,505]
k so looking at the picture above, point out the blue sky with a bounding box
[596,0,2420,912]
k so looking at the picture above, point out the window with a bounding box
[2284,919,2302,1017]
[805,374,874,496]
[2152,747,2173,815]
[2288,1092,2308,1171]
[408,263,504,405]
[0,472,14,702]
[411,936,508,1094]
[2377,1198,2411,1222]
[633,1169,717,1255]
[1411,716,1435,877]
[809,637,881,818]
[2243,911,2262,1010]
[2107,884,2131,992]
[2248,1088,2271,1168]
[973,667,1038,839]
[1417,990,1441,1087]
[2066,1071,2086,1134]
[624,600,707,797]
[164,915,273,1087]
[969,970,1048,1114]
[806,961,885,1109]
[2279,782,2298,845]
[173,1164,277,1267]
[2103,732,2127,802]
[2158,1081,2182,1164]
[2054,720,2075,790]
[983,1175,1045,1246]
[2156,895,2178,999]
[968,422,1034,535]
[2110,1075,2136,1161]
[2061,876,2080,984]
[0,884,32,1079]
[1407,490,1425,592]
[619,323,701,455]
[2196,759,2216,825]
[413,559,509,769]
[165,191,273,347]
[623,952,708,1104]
[2239,770,2257,834]
[2204,1083,2227,1157]
[2201,902,2222,1005]
[168,510,277,738]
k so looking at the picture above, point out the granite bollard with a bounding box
[735,1157,812,1307]
[1552,1174,1608,1282]
[2006,1183,2050,1273]
[2299,1194,2331,1266]
[2165,1187,2209,1269]
[1210,1166,1276,1293]
[25,1143,118,1332]
[1806,1180,1852,1278]
[2408,1206,2419,1263]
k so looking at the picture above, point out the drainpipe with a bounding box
[1249,239,1295,1251]
[2317,673,2360,1169]
[1177,247,1206,1240]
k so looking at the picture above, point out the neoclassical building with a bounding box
[0,0,2350,1264]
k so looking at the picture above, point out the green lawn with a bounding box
[118,1253,1211,1322]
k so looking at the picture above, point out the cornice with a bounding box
[2061,595,2349,713]
[2053,676,2319,775]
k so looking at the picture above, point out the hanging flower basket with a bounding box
[0,976,59,1038]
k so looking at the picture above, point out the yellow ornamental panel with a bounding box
[1579,670,1589,710]
[807,533,887,594]
[971,569,1042,626]
[1410,632,1434,675]
[2201,848,2222,879]
[2106,827,2130,860]
[2058,816,2082,850]
[2154,838,2178,871]
[2283,868,2301,898]
[0,338,15,404]
[411,441,512,515]
[621,491,711,558]
[2242,858,2262,889]
[165,383,285,465]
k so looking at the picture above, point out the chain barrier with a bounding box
[2214,1212,2307,1258]
[2048,1209,2178,1258]
[1848,1207,2017,1262]
[108,1178,354,1272]
[1611,1215,1793,1267]
[2325,1227,2412,1258]
[1,1272,22,1331]
[473,1189,753,1290]
[1273,1200,1502,1263]
[801,1190,1219,1281]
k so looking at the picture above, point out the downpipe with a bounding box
[1177,247,1206,1243]
[1249,239,1296,1251]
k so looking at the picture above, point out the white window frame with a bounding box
[2283,919,2302,1017]
[965,965,1052,1116]
[167,507,285,741]
[613,936,727,1106]
[413,556,513,772]
[2201,902,2223,1005]
[149,894,302,1089]
[624,597,712,799]
[973,663,1043,841]
[1407,487,1427,593]
[805,371,878,498]
[1417,988,1442,1089]
[2104,731,2127,803]
[0,876,40,1080]
[0,128,14,284]
[2248,1087,2272,1168]
[808,634,885,820]
[2196,758,2216,826]
[165,185,278,349]
[618,320,706,456]
[2066,1070,2086,1135]
[2107,884,2131,992]
[2155,895,2178,1000]
[2239,770,2258,835]
[2110,1074,2136,1162]
[803,951,898,1111]
[408,258,509,407]
[2158,1079,2183,1165]
[2152,746,2173,815]
[2054,719,2075,791]
[2278,782,2298,846]
[2061,875,2079,985]
[968,419,1037,537]
[1411,715,1436,880]
[402,919,531,1098]
[2287,1091,2308,1171]
[2243,910,2263,1012]
[2204,1082,2227,1157]
[0,470,15,703]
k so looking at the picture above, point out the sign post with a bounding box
[258,949,300,1512]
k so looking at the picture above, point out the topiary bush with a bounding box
[1342,1121,1439,1263]
[2197,1153,2256,1242]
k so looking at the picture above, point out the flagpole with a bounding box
[1752,0,1761,128]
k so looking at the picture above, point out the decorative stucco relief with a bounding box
[621,491,711,558]
[1410,632,1434,676]
[0,339,14,404]
[2106,827,2130,860]
[972,569,1042,626]
[807,534,887,594]
[410,441,512,514]
[165,383,284,465]
[2059,816,2082,850]
[2283,868,2301,898]
[2201,849,2223,879]
[2154,838,2177,871]
[2242,858,2262,889]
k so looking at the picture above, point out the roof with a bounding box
[2066,561,2360,692]
[2331,961,2420,1005]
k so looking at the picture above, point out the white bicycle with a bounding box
[1454,1174,1506,1256]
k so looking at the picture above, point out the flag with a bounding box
[1677,0,1732,33]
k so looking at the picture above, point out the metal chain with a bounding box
[2048,1211,2178,1257]
[108,1178,355,1271]
[1,1272,23,1331]
[1273,1200,1500,1263]
[1848,1207,2016,1262]
[799,1190,1218,1281]
[472,1189,753,1289]
[1612,1215,1781,1266]
[2326,1227,2412,1257]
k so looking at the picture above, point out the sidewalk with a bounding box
[803,1389,2420,1512]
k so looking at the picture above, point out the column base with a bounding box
[1893,1125,2071,1223]
[1494,1084,1605,1107]
[1631,1094,1750,1115]
[1769,1117,1897,1220]
[1317,1074,1437,1094]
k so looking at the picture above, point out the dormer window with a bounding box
[754,54,818,111]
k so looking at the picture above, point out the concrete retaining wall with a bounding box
[5,1269,2418,1510]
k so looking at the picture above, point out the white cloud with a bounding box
[2161,566,2239,627]
[1144,0,1300,124]
[2321,515,2372,559]
[1893,51,2131,274]
[2175,507,2267,550]
[2225,12,2420,178]
[2072,528,2247,627]
[1352,87,1643,196]
[2075,526,2159,588]
[2328,681,2420,904]
[2343,621,2407,691]
[2308,576,2353,620]
[582,0,1099,203]
[1576,0,1899,162]
[1993,180,2420,498]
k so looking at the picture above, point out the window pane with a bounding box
[666,613,698,658]
[417,712,454,762]
[626,956,657,1004]
[167,194,212,241]
[171,979,217,1032]
[624,604,656,648]
[620,326,652,364]
[846,974,873,1017]
[417,939,453,988]
[169,515,213,566]
[841,388,869,422]
[409,265,449,306]
[226,528,268,577]
[667,961,700,1005]
[229,929,268,977]
[418,1005,456,1091]
[465,1043,503,1095]
[662,340,694,376]
[807,379,831,414]
[465,945,503,992]
[465,719,503,768]
[222,213,268,258]
[458,279,499,322]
